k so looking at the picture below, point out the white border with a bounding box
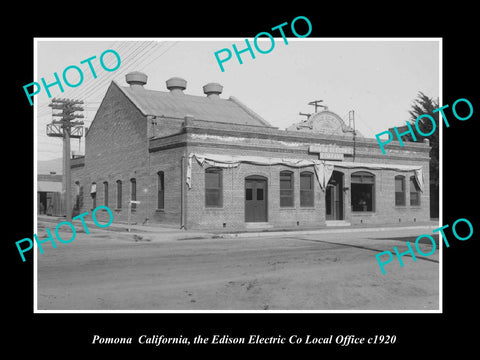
[33,37,442,314]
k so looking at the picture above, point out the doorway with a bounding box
[245,176,268,222]
[38,192,47,214]
[325,171,344,220]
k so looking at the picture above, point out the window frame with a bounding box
[91,182,97,209]
[280,170,294,208]
[205,167,223,208]
[116,180,122,209]
[157,171,165,210]
[130,178,137,210]
[351,171,375,212]
[410,175,421,206]
[300,171,315,208]
[103,181,109,207]
[395,175,406,206]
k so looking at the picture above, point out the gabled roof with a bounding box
[115,82,272,127]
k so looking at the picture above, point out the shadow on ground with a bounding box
[295,236,439,264]
[371,234,439,245]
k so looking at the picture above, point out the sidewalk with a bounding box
[37,214,212,241]
[37,215,440,242]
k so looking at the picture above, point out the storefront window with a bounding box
[351,171,375,212]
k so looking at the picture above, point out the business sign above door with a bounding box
[309,144,353,160]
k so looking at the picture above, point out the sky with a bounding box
[35,38,440,162]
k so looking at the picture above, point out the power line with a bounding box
[77,42,151,99]
[37,41,175,112]
[37,40,180,147]
[139,41,178,72]
[79,41,159,101]
[354,111,376,135]
[36,42,148,113]
[79,41,174,108]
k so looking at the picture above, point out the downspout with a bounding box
[181,154,186,230]
[181,115,194,230]
[144,115,154,226]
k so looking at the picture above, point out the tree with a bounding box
[408,91,439,218]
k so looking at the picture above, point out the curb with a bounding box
[37,216,439,241]
[214,225,439,239]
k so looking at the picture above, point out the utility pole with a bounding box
[46,98,84,222]
[349,110,356,162]
[308,100,327,113]
[299,112,312,120]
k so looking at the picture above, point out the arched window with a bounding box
[410,176,421,206]
[280,170,294,207]
[351,171,375,212]
[205,168,223,207]
[157,171,165,210]
[300,171,314,207]
[116,180,122,209]
[395,175,405,206]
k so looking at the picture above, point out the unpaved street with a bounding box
[37,224,439,311]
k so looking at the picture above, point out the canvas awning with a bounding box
[187,153,424,192]
[37,181,62,193]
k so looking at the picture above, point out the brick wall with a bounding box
[148,147,185,225]
[149,116,185,138]
[184,130,431,230]
[70,89,431,230]
[70,82,149,225]
[186,144,325,230]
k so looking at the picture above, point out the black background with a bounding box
[6,4,478,356]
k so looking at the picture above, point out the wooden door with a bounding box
[245,177,268,222]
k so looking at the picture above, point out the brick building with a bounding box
[70,71,431,230]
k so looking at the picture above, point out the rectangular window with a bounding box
[246,188,253,201]
[116,180,122,209]
[91,182,97,209]
[257,188,264,201]
[103,181,108,207]
[130,178,137,210]
[74,181,81,210]
[395,176,405,206]
[205,168,223,207]
[410,176,421,206]
[280,171,294,207]
[300,172,314,207]
[157,171,164,210]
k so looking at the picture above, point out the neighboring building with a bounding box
[70,71,431,230]
[37,158,64,216]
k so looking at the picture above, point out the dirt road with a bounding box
[37,224,439,311]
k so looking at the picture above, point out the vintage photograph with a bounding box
[34,38,440,311]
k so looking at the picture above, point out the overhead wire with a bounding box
[78,43,156,108]
[36,41,146,114]
[37,40,181,159]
